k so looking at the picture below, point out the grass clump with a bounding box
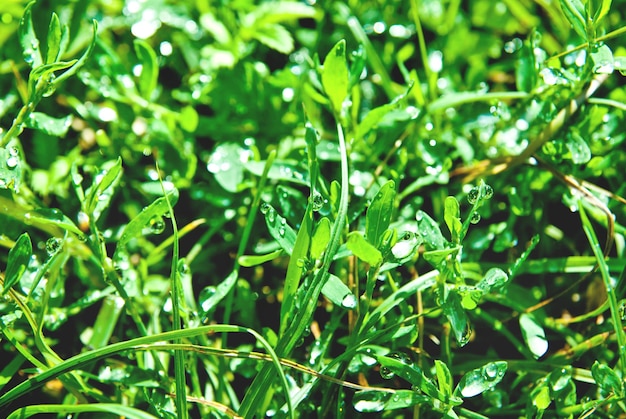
[1,0,626,417]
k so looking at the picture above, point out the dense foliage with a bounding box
[1,0,626,417]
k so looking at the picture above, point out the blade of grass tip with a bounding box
[157,163,187,419]
[579,201,626,372]
[239,122,349,418]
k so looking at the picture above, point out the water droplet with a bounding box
[260,202,271,214]
[470,212,481,224]
[482,363,499,380]
[311,192,326,211]
[8,147,19,157]
[267,208,276,223]
[45,237,63,255]
[341,293,357,309]
[278,226,286,237]
[389,351,413,365]
[380,366,395,379]
[6,155,18,169]
[483,184,494,200]
[177,260,190,275]
[149,216,165,234]
[468,187,480,204]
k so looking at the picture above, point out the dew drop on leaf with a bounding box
[380,366,395,380]
[483,184,494,199]
[341,293,357,309]
[470,212,481,224]
[468,187,480,204]
[260,202,271,214]
[312,192,326,211]
[149,216,166,234]
[45,237,63,255]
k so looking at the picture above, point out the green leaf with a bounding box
[24,208,83,236]
[590,43,614,74]
[209,143,253,192]
[454,361,507,398]
[25,112,72,136]
[238,250,284,267]
[347,231,383,267]
[252,24,294,55]
[519,313,548,359]
[84,158,123,220]
[444,196,462,244]
[416,210,446,251]
[19,2,42,68]
[366,180,396,249]
[559,0,587,40]
[179,106,199,132]
[3,233,32,295]
[45,13,62,64]
[375,354,462,405]
[592,0,613,23]
[435,360,454,399]
[281,202,313,335]
[321,39,349,114]
[0,145,23,192]
[28,60,76,98]
[443,291,472,346]
[356,102,395,142]
[353,390,430,412]
[476,268,509,293]
[134,39,159,100]
[310,217,331,261]
[591,361,623,396]
[50,19,98,88]
[321,273,356,309]
[114,188,179,260]
[261,203,297,255]
[200,270,238,318]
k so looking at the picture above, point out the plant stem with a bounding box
[239,121,350,417]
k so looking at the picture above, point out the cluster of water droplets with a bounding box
[379,351,413,380]
[467,183,494,225]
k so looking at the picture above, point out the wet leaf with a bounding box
[321,273,356,309]
[3,233,32,295]
[520,313,548,359]
[84,158,123,220]
[591,361,623,396]
[260,203,297,255]
[353,390,429,412]
[374,353,462,405]
[25,112,72,136]
[114,188,179,260]
[455,361,507,398]
[200,270,238,319]
[19,2,42,68]
[416,210,446,251]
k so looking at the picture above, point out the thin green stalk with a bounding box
[239,121,349,418]
[222,150,276,343]
[161,170,187,419]
[0,325,287,411]
[579,202,626,373]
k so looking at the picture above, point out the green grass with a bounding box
[1,0,626,417]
